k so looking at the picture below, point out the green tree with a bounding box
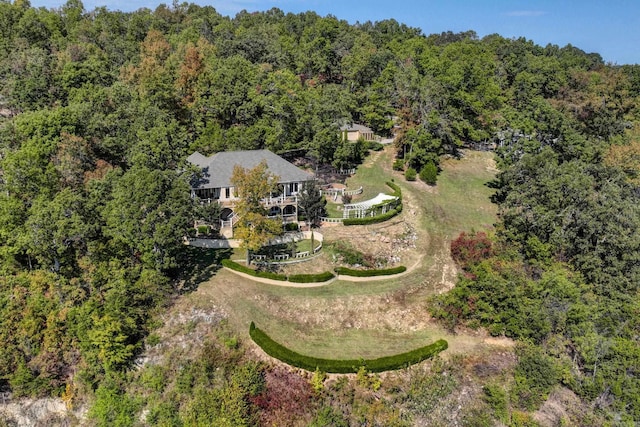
[0,45,53,111]
[404,167,416,181]
[332,138,365,170]
[88,314,137,371]
[103,166,195,271]
[22,188,91,273]
[297,180,326,229]
[88,373,140,426]
[419,161,437,185]
[230,161,282,262]
[513,343,561,410]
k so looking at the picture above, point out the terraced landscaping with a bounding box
[176,146,501,363]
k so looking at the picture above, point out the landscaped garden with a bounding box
[250,236,323,262]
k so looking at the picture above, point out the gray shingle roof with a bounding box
[339,123,373,133]
[188,149,313,189]
[186,151,210,168]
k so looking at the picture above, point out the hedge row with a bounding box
[222,259,334,283]
[343,204,403,226]
[250,322,448,373]
[288,271,335,283]
[385,180,402,199]
[221,259,287,281]
[335,265,407,277]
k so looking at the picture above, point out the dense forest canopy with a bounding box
[1,0,640,424]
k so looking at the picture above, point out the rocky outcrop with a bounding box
[0,398,77,427]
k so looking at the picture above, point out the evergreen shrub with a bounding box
[392,159,404,171]
[335,265,407,277]
[366,141,384,151]
[223,260,335,283]
[284,223,299,232]
[405,168,417,181]
[221,259,287,281]
[419,162,438,185]
[288,271,335,283]
[343,204,402,226]
[385,181,402,199]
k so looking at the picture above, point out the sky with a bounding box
[30,0,640,65]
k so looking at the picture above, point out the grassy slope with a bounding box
[180,147,499,360]
[420,151,498,235]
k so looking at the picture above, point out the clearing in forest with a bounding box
[172,147,501,362]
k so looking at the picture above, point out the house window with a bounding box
[225,188,230,199]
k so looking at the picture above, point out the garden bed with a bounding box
[251,238,323,262]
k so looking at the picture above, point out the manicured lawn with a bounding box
[321,149,398,218]
[255,322,462,360]
[324,199,343,218]
[187,267,487,359]
[345,149,395,201]
[294,239,314,253]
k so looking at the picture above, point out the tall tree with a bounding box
[103,166,195,271]
[230,161,281,262]
[297,180,326,230]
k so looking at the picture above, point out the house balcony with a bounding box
[262,195,298,207]
[197,194,298,208]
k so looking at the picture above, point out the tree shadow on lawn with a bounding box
[177,247,232,293]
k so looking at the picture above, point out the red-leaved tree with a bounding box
[450,231,493,270]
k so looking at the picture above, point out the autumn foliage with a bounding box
[450,231,493,269]
[251,367,315,426]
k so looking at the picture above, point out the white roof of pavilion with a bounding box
[344,193,398,210]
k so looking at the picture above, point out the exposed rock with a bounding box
[0,398,77,427]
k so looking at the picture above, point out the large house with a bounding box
[187,149,313,233]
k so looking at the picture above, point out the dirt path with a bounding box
[362,148,384,167]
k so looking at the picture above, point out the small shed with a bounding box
[340,123,375,142]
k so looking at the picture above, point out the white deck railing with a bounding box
[220,212,239,228]
[343,186,363,196]
[199,194,298,207]
[320,186,363,197]
[262,195,298,206]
